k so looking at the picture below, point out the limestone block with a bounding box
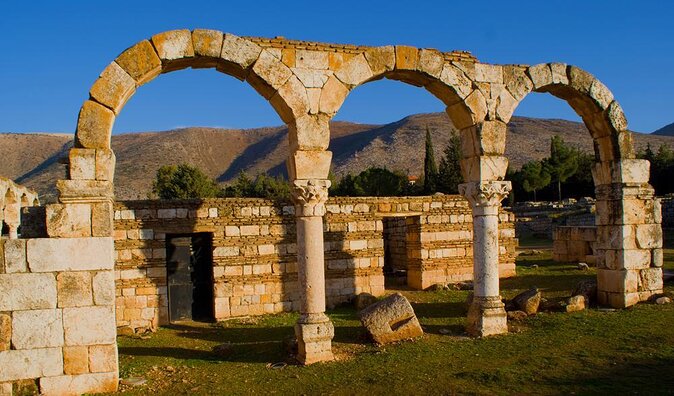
[88,344,117,373]
[597,269,638,293]
[474,121,507,155]
[0,314,10,351]
[0,348,63,382]
[63,306,116,346]
[220,33,262,71]
[638,268,663,292]
[4,239,26,273]
[270,75,309,123]
[359,293,423,345]
[475,64,503,83]
[460,155,508,182]
[0,381,10,395]
[295,50,329,69]
[588,79,614,110]
[95,149,116,181]
[0,273,57,311]
[319,75,349,114]
[652,248,663,267]
[495,88,517,123]
[550,63,568,85]
[213,246,239,257]
[39,372,118,395]
[69,148,96,180]
[287,150,333,180]
[394,46,418,70]
[292,68,329,88]
[463,89,488,124]
[335,54,373,87]
[250,49,293,98]
[11,309,63,349]
[57,272,93,308]
[567,66,594,95]
[290,114,331,151]
[307,87,321,114]
[57,180,113,201]
[76,100,115,149]
[46,203,91,238]
[417,49,444,78]
[635,224,662,249]
[27,237,114,272]
[89,62,135,114]
[192,29,224,61]
[151,29,194,70]
[92,201,113,238]
[503,65,533,101]
[527,64,553,90]
[439,63,472,99]
[115,39,162,85]
[364,46,395,75]
[607,101,628,132]
[63,346,89,375]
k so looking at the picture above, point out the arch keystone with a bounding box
[151,29,195,72]
[76,101,115,149]
[527,63,553,90]
[192,29,224,58]
[114,40,162,85]
[394,45,418,71]
[89,62,136,114]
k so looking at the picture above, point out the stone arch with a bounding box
[70,29,307,183]
[20,193,29,207]
[3,188,19,238]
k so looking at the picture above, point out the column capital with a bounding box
[459,181,511,211]
[291,179,331,217]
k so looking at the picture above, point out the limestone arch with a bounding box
[70,29,307,184]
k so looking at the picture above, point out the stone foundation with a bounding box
[552,226,597,263]
[113,195,517,333]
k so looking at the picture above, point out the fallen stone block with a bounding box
[359,293,423,345]
[507,310,528,321]
[565,295,586,312]
[572,279,597,305]
[509,288,541,315]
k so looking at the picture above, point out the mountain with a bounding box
[2,113,674,201]
[652,122,674,136]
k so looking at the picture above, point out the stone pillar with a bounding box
[3,200,20,239]
[291,178,334,364]
[459,181,511,337]
[593,160,663,308]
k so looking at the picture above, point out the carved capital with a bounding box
[291,179,331,217]
[459,181,511,210]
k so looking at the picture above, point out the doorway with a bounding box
[166,233,215,323]
[383,216,410,288]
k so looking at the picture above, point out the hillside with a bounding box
[652,122,674,136]
[2,114,673,201]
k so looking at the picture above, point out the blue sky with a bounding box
[1,1,672,134]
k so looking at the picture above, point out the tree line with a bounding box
[151,132,674,202]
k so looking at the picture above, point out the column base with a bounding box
[294,314,334,365]
[466,296,507,337]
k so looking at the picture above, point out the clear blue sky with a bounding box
[1,0,672,134]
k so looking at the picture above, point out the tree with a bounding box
[423,127,438,194]
[152,164,222,199]
[222,172,291,200]
[353,167,407,196]
[437,133,463,194]
[519,160,550,201]
[545,136,578,201]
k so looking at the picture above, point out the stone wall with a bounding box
[0,237,118,394]
[383,217,408,273]
[113,195,517,333]
[552,226,597,264]
[1,177,40,239]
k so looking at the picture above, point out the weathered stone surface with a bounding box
[0,348,63,382]
[290,114,331,151]
[359,293,423,345]
[566,295,586,312]
[506,310,528,321]
[572,279,597,305]
[549,63,568,85]
[509,288,540,315]
[0,273,57,311]
[503,65,533,101]
[287,150,332,180]
[151,29,194,62]
[335,54,373,87]
[395,46,418,70]
[11,309,63,349]
[95,149,116,181]
[93,271,116,306]
[89,344,117,373]
[63,346,89,375]
[567,66,594,95]
[220,34,261,70]
[192,29,224,61]
[475,64,503,83]
[115,40,162,84]
[76,100,115,149]
[63,306,116,346]
[58,272,93,308]
[270,75,309,123]
[89,62,136,114]
[46,203,91,238]
[466,296,507,337]
[27,237,114,273]
[0,314,10,351]
[460,156,509,183]
[655,296,671,305]
[56,180,114,201]
[354,293,378,311]
[319,75,349,114]
[69,148,96,180]
[250,49,293,96]
[39,372,118,395]
[527,64,553,90]
[638,268,663,292]
[364,46,395,75]
[4,239,26,273]
[92,201,114,237]
[295,50,329,69]
[417,49,444,78]
[294,320,334,365]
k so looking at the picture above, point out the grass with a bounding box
[113,249,674,395]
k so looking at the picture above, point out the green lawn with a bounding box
[114,250,674,395]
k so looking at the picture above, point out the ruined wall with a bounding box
[552,226,597,264]
[383,217,408,273]
[113,195,517,333]
[0,237,118,394]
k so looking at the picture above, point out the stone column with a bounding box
[459,181,511,337]
[291,178,334,365]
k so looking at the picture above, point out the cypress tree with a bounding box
[423,127,438,194]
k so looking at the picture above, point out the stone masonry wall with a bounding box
[383,217,408,273]
[113,195,517,333]
[0,237,118,395]
[552,226,597,264]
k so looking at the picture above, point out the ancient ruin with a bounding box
[0,30,663,395]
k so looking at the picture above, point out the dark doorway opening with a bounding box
[383,216,410,289]
[166,233,214,323]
